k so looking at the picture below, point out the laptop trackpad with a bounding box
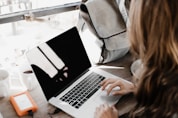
[96,90,121,104]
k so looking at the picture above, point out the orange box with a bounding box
[10,91,38,116]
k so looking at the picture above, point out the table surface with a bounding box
[0,53,136,118]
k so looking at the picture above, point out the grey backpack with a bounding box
[78,0,130,64]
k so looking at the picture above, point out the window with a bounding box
[0,0,81,71]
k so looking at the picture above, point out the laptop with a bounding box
[26,27,129,118]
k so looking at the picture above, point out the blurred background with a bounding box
[0,0,80,93]
[0,0,80,68]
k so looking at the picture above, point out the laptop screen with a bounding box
[26,27,91,100]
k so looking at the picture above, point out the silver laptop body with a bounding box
[26,27,129,118]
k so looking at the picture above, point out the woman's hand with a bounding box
[100,78,135,95]
[94,104,119,118]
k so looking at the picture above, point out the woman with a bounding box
[95,0,178,118]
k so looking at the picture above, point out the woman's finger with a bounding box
[107,80,122,95]
[100,78,117,90]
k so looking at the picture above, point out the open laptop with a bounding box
[26,27,129,118]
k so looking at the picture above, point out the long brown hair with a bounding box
[128,0,178,117]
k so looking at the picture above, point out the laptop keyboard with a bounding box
[59,72,105,109]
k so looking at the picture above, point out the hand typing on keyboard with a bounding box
[100,78,135,96]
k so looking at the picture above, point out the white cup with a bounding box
[18,62,38,91]
[22,71,37,90]
[0,69,9,98]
